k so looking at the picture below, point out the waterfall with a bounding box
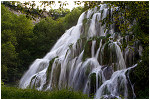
[19,4,141,99]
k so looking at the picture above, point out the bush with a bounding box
[1,86,89,99]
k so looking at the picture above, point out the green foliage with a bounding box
[107,1,149,47]
[1,86,89,99]
[63,7,84,29]
[137,87,149,99]
[31,7,83,59]
[97,2,149,98]
[1,4,34,83]
[2,2,149,99]
[109,2,149,98]
[82,2,149,98]
[131,46,149,99]
[1,80,5,86]
[1,42,18,82]
[82,1,102,11]
[32,17,65,58]
[112,2,149,98]
[1,3,83,85]
[135,47,149,81]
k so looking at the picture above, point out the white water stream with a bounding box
[19,4,141,99]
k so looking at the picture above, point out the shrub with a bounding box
[1,86,89,99]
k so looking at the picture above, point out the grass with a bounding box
[1,86,89,99]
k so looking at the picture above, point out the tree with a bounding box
[1,3,84,84]
[63,7,84,29]
[1,4,34,83]
[32,17,65,58]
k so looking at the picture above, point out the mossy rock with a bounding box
[43,57,58,90]
[100,42,118,66]
[102,85,110,96]
[51,60,61,90]
[101,42,110,65]
[81,17,91,37]
[82,40,92,61]
[29,75,36,89]
[82,36,106,61]
[85,65,91,76]
[89,73,96,97]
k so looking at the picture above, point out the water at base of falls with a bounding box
[19,4,141,99]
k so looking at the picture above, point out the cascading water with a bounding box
[19,4,142,99]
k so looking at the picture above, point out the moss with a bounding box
[65,63,70,86]
[51,60,61,90]
[93,36,103,54]
[82,40,92,61]
[43,57,58,90]
[83,18,88,25]
[98,73,103,87]
[109,43,117,64]
[46,58,56,78]
[85,65,91,76]
[81,17,91,37]
[69,43,73,50]
[102,42,110,65]
[100,41,118,66]
[90,12,95,19]
[113,63,117,72]
[103,86,110,95]
[55,63,61,85]
[75,38,86,57]
[77,37,87,50]
[65,49,69,59]
[82,36,107,61]
[29,75,36,88]
[89,73,96,96]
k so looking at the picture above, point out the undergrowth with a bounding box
[1,86,89,99]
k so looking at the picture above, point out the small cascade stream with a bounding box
[19,4,142,99]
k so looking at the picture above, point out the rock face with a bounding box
[102,66,113,80]
[19,4,141,99]
[5,5,50,24]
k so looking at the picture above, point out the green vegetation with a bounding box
[82,1,149,98]
[83,1,149,98]
[89,73,96,96]
[1,3,83,85]
[130,46,149,99]
[1,1,149,99]
[1,4,34,83]
[109,1,149,98]
[1,86,89,99]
